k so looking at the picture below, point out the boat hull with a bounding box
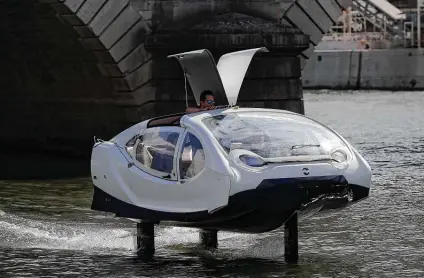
[91,175,369,233]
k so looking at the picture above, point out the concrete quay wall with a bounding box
[302,49,424,90]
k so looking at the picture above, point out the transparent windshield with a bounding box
[202,111,350,159]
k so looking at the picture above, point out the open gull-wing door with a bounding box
[168,47,268,107]
[217,47,269,106]
[167,49,229,106]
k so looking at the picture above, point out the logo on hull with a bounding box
[302,168,309,176]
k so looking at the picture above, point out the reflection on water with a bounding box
[1,91,424,277]
[0,153,89,180]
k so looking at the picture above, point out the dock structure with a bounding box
[302,0,424,91]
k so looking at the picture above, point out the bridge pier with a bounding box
[145,13,309,116]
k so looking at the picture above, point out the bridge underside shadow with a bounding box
[0,2,126,178]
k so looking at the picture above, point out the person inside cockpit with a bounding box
[186,90,216,113]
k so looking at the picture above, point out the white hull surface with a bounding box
[91,107,371,233]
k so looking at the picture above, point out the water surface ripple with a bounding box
[1,91,423,277]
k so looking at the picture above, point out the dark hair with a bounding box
[200,90,214,101]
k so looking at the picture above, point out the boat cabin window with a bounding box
[125,134,140,157]
[146,113,185,128]
[179,132,205,179]
[134,127,181,178]
[202,111,350,159]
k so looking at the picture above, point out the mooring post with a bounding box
[199,229,218,249]
[136,222,155,259]
[284,212,299,263]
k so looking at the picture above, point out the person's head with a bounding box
[199,90,215,109]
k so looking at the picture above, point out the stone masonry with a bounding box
[0,0,350,160]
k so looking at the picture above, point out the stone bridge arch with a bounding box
[0,0,350,178]
[45,0,351,99]
[43,0,350,114]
